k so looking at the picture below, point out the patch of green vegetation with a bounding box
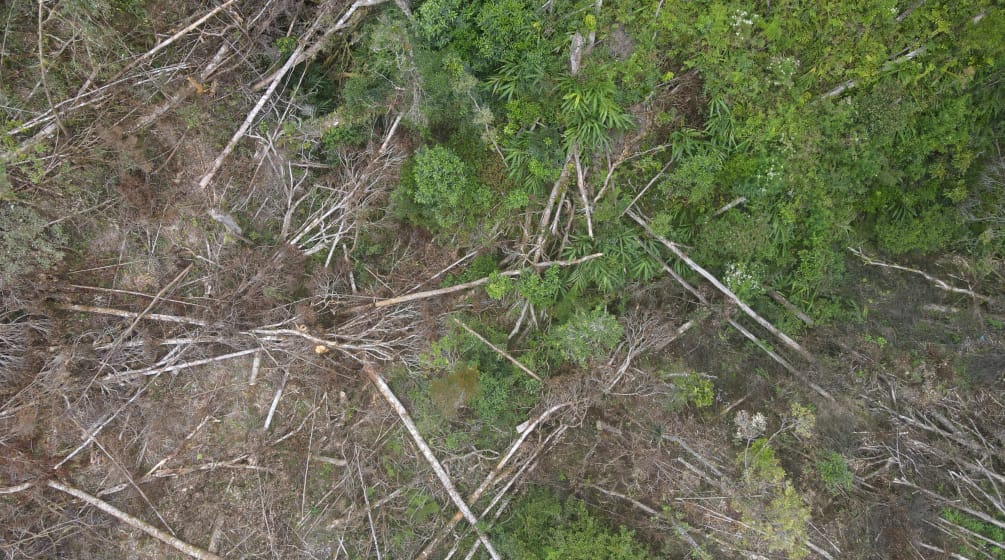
[942,507,1005,560]
[667,372,715,410]
[546,306,623,367]
[393,145,492,232]
[816,450,854,494]
[493,488,652,560]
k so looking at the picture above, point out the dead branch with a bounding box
[102,348,260,383]
[642,242,836,402]
[108,0,236,85]
[573,147,593,238]
[531,151,575,260]
[53,303,208,327]
[452,318,541,382]
[849,247,992,303]
[198,15,327,190]
[416,402,572,560]
[0,482,34,494]
[362,253,603,309]
[360,363,502,560]
[630,210,815,363]
[251,0,392,91]
[766,288,815,327]
[621,159,673,217]
[586,483,700,550]
[46,480,222,560]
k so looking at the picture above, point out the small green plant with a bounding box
[559,69,634,152]
[816,451,854,494]
[864,334,888,348]
[396,145,491,230]
[274,36,297,55]
[494,489,651,559]
[547,306,623,367]
[741,438,786,488]
[428,363,480,419]
[668,372,715,410]
[484,271,514,300]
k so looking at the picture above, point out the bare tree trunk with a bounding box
[46,480,222,560]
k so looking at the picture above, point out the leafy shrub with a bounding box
[752,483,811,559]
[494,489,651,560]
[740,438,785,488]
[395,145,491,231]
[428,363,480,419]
[559,69,634,152]
[816,450,854,494]
[547,306,623,367]
[0,204,66,289]
[321,123,369,152]
[667,372,715,410]
[414,0,464,49]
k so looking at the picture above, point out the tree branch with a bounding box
[360,363,502,560]
[46,480,222,560]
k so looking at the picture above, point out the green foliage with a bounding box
[485,271,514,300]
[494,489,651,560]
[547,306,623,367]
[396,145,491,231]
[470,360,538,428]
[753,483,812,559]
[736,440,811,558]
[740,438,785,488]
[414,0,464,49]
[442,253,500,287]
[339,11,413,120]
[517,266,563,307]
[274,36,297,55]
[787,402,816,441]
[0,204,66,289]
[644,0,1005,309]
[816,450,854,494]
[559,69,634,152]
[418,324,541,440]
[941,507,1005,560]
[321,123,369,152]
[563,225,661,294]
[667,372,715,410]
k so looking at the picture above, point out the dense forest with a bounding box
[1,0,1004,558]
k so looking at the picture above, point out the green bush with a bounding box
[494,489,651,560]
[668,372,715,410]
[547,306,623,367]
[395,145,491,231]
[816,450,854,495]
[414,0,464,49]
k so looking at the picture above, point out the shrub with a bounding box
[942,508,1005,560]
[667,372,715,410]
[816,450,854,494]
[494,489,651,560]
[397,145,491,230]
[547,306,623,367]
[413,0,464,49]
